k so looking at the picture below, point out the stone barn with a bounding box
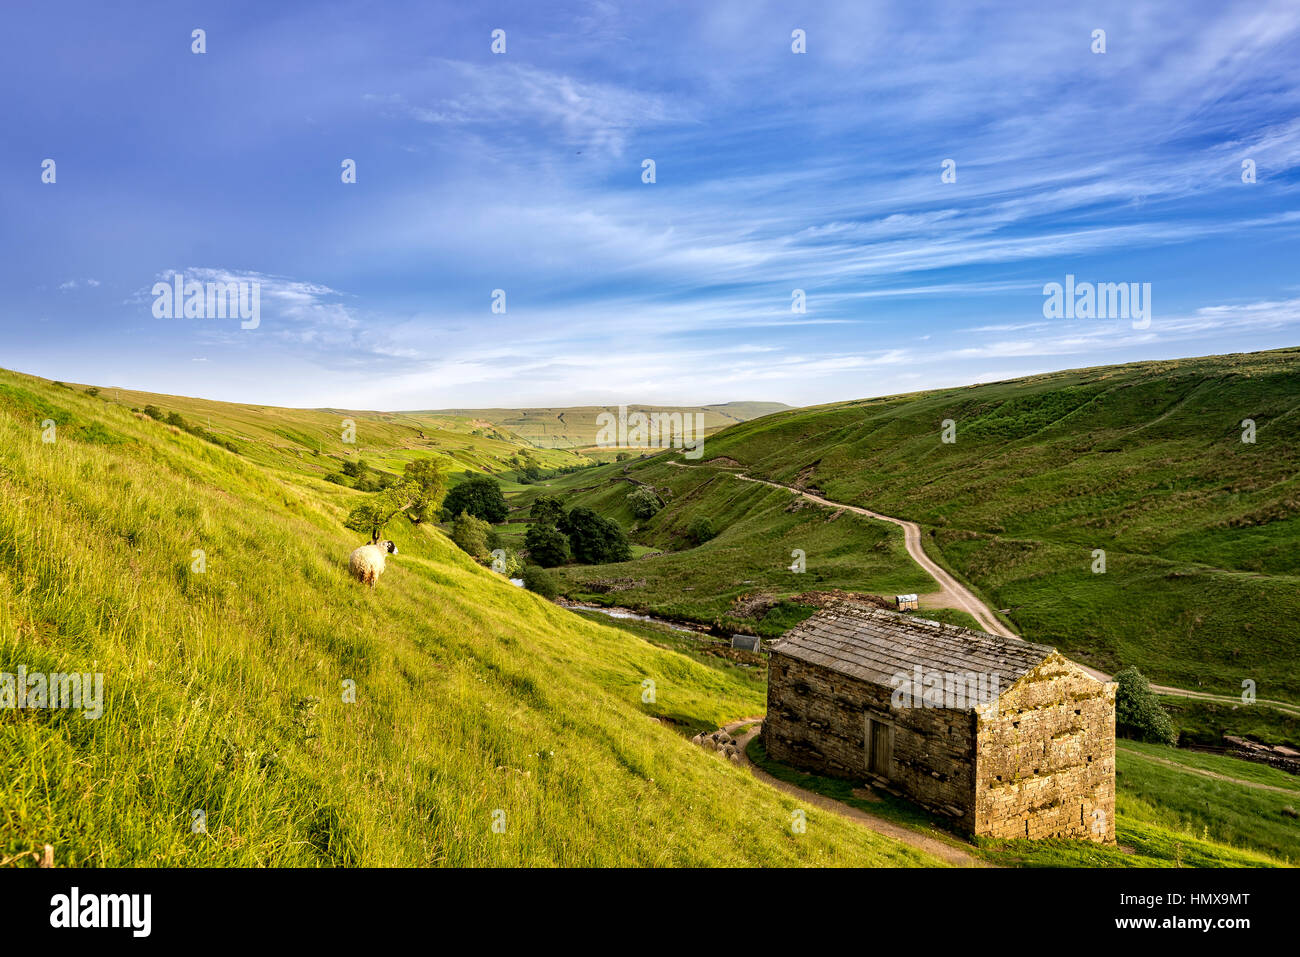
[764,602,1115,842]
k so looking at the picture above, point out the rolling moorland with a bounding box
[0,359,1295,866]
[529,350,1300,728]
[428,402,789,452]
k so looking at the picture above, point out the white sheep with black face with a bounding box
[348,540,397,587]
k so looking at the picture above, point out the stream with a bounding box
[559,602,762,650]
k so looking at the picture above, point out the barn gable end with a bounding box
[974,654,1116,841]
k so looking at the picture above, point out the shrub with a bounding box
[1115,666,1178,745]
[451,511,492,559]
[561,507,632,564]
[686,516,717,545]
[626,486,662,519]
[142,405,164,420]
[442,475,508,524]
[341,458,368,479]
[525,522,571,567]
[521,565,559,599]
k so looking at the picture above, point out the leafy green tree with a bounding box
[341,458,368,479]
[442,475,508,523]
[627,486,662,520]
[561,507,632,564]
[521,564,559,599]
[1114,666,1178,745]
[451,511,492,559]
[529,495,567,527]
[524,522,571,567]
[686,516,717,545]
[400,458,448,524]
[345,482,416,543]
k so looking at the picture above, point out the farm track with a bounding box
[667,461,1300,711]
[1117,744,1300,794]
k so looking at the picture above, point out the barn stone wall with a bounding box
[764,653,978,825]
[973,654,1116,842]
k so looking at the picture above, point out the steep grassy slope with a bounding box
[0,370,937,867]
[68,382,590,483]
[623,349,1300,702]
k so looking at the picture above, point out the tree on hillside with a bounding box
[529,495,567,527]
[524,522,570,567]
[442,475,508,523]
[627,486,662,520]
[686,516,717,545]
[401,458,448,524]
[561,506,632,564]
[1114,666,1178,745]
[451,511,492,559]
[341,458,368,478]
[345,483,417,544]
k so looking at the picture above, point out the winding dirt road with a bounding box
[668,460,1013,636]
[668,460,1300,709]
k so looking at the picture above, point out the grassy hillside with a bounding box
[70,382,591,484]
[0,369,936,866]
[2,365,1291,868]
[430,402,789,450]
[572,349,1300,705]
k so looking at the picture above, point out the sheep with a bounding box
[348,540,397,587]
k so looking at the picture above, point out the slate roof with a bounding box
[771,601,1058,701]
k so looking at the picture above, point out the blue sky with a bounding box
[3,0,1299,409]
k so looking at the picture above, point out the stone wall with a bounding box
[764,652,978,825]
[973,654,1116,842]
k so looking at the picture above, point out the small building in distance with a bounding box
[764,602,1116,842]
[894,593,919,611]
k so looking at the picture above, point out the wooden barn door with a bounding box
[866,718,892,777]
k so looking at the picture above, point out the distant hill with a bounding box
[425,401,790,450]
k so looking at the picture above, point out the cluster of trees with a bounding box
[140,404,239,454]
[326,457,403,492]
[524,495,631,567]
